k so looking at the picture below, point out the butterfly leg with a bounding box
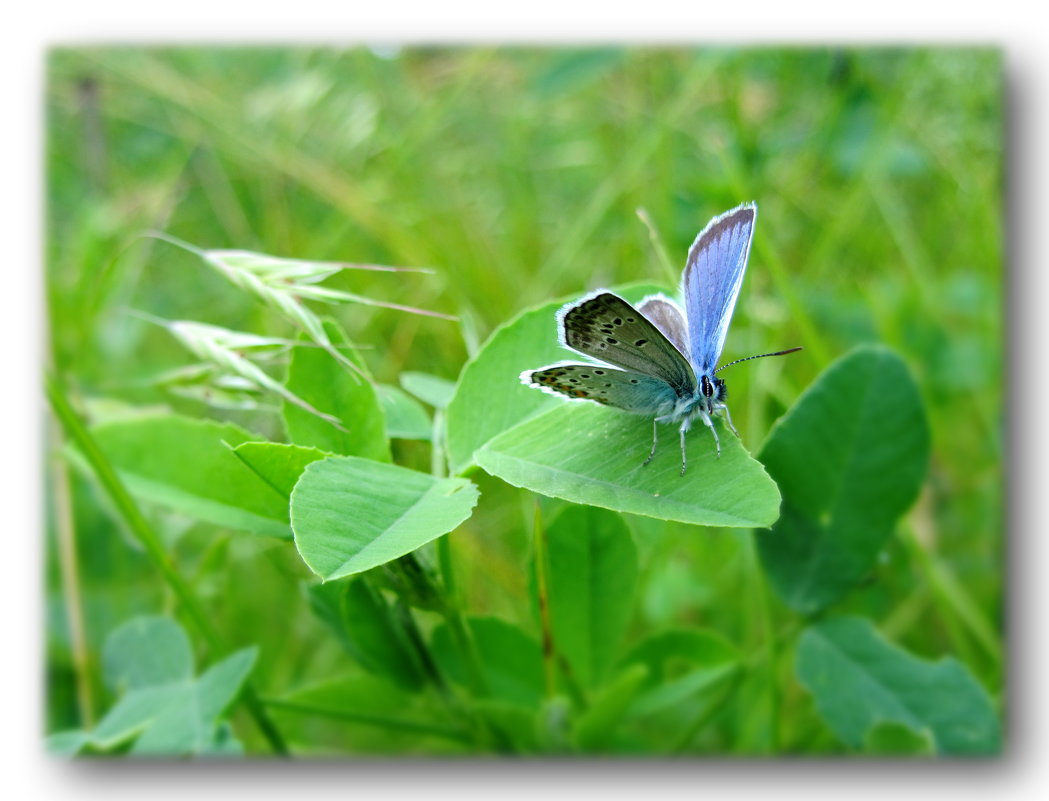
[717,402,739,438]
[679,425,688,475]
[697,409,721,459]
[642,419,659,466]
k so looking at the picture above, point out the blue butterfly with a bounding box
[520,202,800,475]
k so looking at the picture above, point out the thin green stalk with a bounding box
[535,55,721,286]
[635,206,678,288]
[869,176,996,440]
[436,535,457,606]
[378,572,498,750]
[45,373,290,756]
[531,501,587,709]
[390,598,452,698]
[419,412,490,700]
[373,389,504,749]
[900,525,1002,665]
[394,567,510,752]
[743,532,779,754]
[719,158,830,368]
[532,502,557,698]
[431,408,447,479]
[48,418,96,727]
[431,408,459,604]
[444,607,490,696]
[395,552,491,701]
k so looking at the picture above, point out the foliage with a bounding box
[47,616,256,756]
[45,46,1002,757]
[795,617,1000,754]
[756,346,930,613]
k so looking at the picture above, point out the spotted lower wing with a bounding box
[637,294,690,359]
[559,292,696,398]
[523,363,679,416]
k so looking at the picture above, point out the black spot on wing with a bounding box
[560,293,696,396]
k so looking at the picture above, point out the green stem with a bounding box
[531,501,587,709]
[445,607,491,696]
[390,404,510,749]
[48,417,96,727]
[390,597,452,697]
[395,552,490,700]
[431,409,462,608]
[719,142,828,367]
[635,206,677,287]
[900,525,1001,665]
[420,411,489,699]
[45,372,290,756]
[436,535,457,604]
[431,408,447,478]
[383,582,498,750]
[395,552,502,748]
[744,532,779,754]
[532,502,557,698]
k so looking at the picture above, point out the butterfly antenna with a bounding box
[714,347,803,373]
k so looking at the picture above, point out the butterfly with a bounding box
[520,202,800,475]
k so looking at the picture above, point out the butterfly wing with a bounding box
[521,363,680,417]
[682,202,756,373]
[637,294,690,359]
[558,291,696,398]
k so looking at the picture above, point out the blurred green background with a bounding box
[45,47,1002,753]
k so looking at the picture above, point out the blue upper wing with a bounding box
[682,203,756,373]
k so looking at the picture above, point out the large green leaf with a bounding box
[290,456,479,580]
[89,413,291,537]
[544,506,638,688]
[57,616,256,756]
[282,320,390,461]
[454,286,779,527]
[306,578,426,690]
[445,283,661,475]
[756,345,930,612]
[231,441,329,498]
[795,617,1000,755]
[478,403,780,527]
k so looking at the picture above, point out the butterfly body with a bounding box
[522,202,798,474]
